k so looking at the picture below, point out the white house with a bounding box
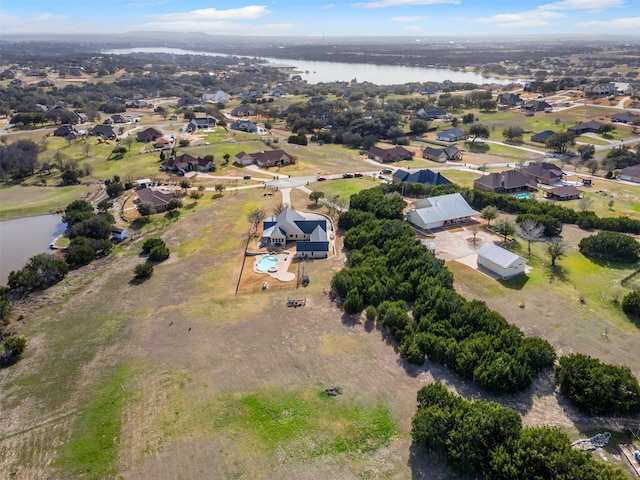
[202,90,231,103]
[260,208,329,259]
[406,193,479,230]
[476,243,526,279]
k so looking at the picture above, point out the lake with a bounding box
[103,47,513,86]
[0,214,66,286]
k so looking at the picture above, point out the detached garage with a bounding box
[476,243,527,279]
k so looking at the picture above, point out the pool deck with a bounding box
[252,252,295,282]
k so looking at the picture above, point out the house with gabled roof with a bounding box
[497,93,523,106]
[546,185,582,201]
[422,145,462,163]
[612,112,640,124]
[53,124,78,137]
[520,162,564,185]
[186,117,216,133]
[90,124,117,139]
[231,105,257,117]
[406,193,479,230]
[523,99,552,112]
[392,168,451,186]
[260,207,329,259]
[137,127,163,142]
[161,153,213,173]
[568,120,605,135]
[530,130,555,143]
[417,106,446,120]
[620,164,640,183]
[473,170,538,194]
[476,243,527,279]
[135,188,175,213]
[436,127,466,142]
[368,145,413,163]
[230,119,258,133]
[234,149,295,168]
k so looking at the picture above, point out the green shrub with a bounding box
[148,244,170,262]
[133,262,153,281]
[579,231,640,263]
[141,237,165,254]
[556,353,640,415]
[622,290,640,316]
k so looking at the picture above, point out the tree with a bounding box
[63,199,94,226]
[8,253,69,292]
[502,126,524,142]
[167,198,183,215]
[2,336,26,365]
[468,124,490,143]
[142,238,166,254]
[134,262,154,281]
[622,290,640,316]
[149,244,170,262]
[494,217,515,241]
[273,201,286,216]
[97,199,113,213]
[478,99,497,112]
[462,113,475,124]
[578,196,594,212]
[585,158,599,175]
[214,184,225,195]
[137,201,156,217]
[545,239,567,267]
[410,119,430,134]
[247,207,266,235]
[577,143,595,162]
[309,191,325,205]
[481,205,498,226]
[0,286,12,326]
[545,132,576,154]
[179,180,190,193]
[516,218,544,257]
[223,153,230,165]
[106,182,124,197]
[579,231,640,263]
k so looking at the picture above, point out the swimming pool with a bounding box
[515,193,531,199]
[256,255,278,272]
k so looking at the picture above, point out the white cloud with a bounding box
[320,3,335,10]
[405,25,423,32]
[147,6,270,22]
[577,16,640,28]
[391,16,427,22]
[31,13,68,22]
[356,0,459,9]
[473,9,563,26]
[540,0,625,11]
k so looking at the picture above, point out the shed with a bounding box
[476,243,527,279]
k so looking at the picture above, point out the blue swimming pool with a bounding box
[515,193,531,199]
[256,255,278,272]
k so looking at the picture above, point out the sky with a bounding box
[1,0,639,37]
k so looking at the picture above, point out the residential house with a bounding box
[186,117,216,133]
[105,114,128,124]
[53,124,78,137]
[392,168,451,186]
[530,130,556,143]
[568,120,605,135]
[161,153,213,173]
[620,164,640,183]
[473,170,538,194]
[74,112,88,124]
[230,105,256,117]
[135,188,174,213]
[476,243,527,279]
[90,124,117,139]
[260,207,329,259]
[368,145,413,163]
[436,127,466,142]
[230,119,258,133]
[419,86,440,95]
[202,90,231,103]
[234,149,295,168]
[497,93,523,106]
[520,162,564,185]
[612,112,640,124]
[546,185,582,201]
[422,145,462,163]
[154,137,173,149]
[416,106,446,120]
[522,99,552,112]
[588,82,616,97]
[406,193,479,230]
[238,90,262,100]
[137,127,163,142]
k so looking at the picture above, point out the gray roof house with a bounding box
[620,164,640,183]
[612,112,640,124]
[260,208,329,259]
[392,169,451,186]
[436,127,466,142]
[520,162,564,185]
[234,149,295,168]
[530,130,555,143]
[230,119,258,133]
[422,145,462,163]
[474,170,538,194]
[568,121,605,135]
[406,193,479,230]
[417,106,446,120]
[186,117,216,132]
[476,243,527,279]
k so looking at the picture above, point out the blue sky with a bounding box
[1,0,638,36]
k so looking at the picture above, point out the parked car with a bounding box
[354,173,363,177]
[342,173,354,178]
[317,176,326,181]
[381,168,392,174]
[243,175,252,180]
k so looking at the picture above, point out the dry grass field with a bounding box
[2,185,639,479]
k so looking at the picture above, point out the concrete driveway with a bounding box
[428,222,503,262]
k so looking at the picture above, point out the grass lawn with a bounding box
[575,135,610,146]
[0,184,91,220]
[308,177,379,202]
[442,169,483,188]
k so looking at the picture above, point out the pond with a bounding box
[0,214,66,285]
